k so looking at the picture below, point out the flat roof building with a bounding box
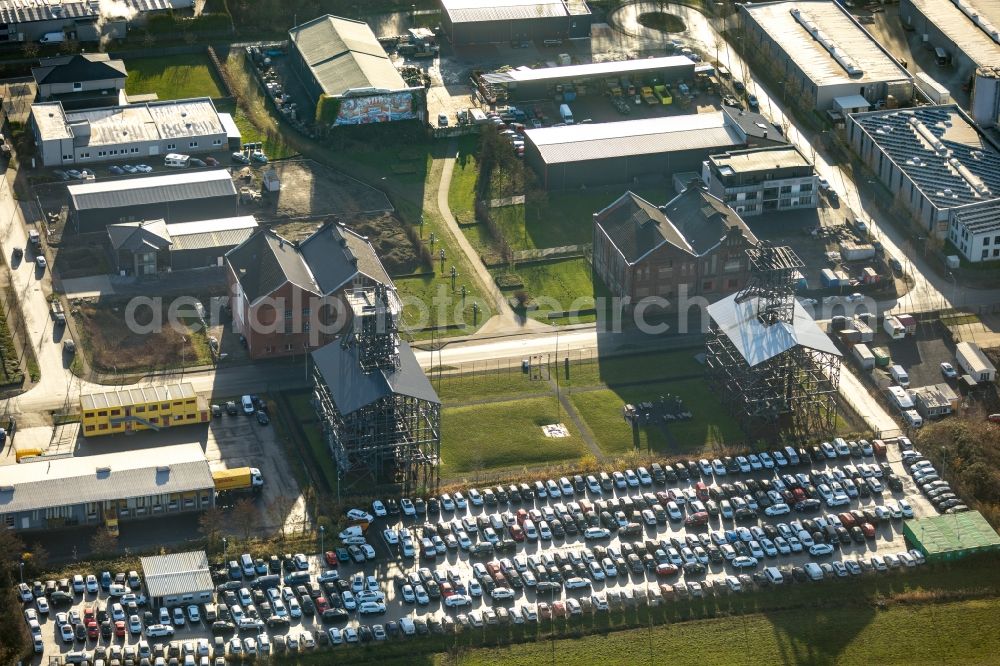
[140,551,214,607]
[846,104,1000,260]
[904,512,1000,562]
[525,107,785,189]
[0,443,214,532]
[740,1,912,111]
[701,145,817,217]
[31,97,231,167]
[0,0,191,43]
[289,15,421,126]
[80,382,208,436]
[480,56,695,101]
[440,0,591,45]
[68,170,239,233]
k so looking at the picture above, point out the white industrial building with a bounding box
[140,551,214,608]
[31,97,235,167]
[739,0,912,112]
[0,0,193,43]
[847,104,1000,261]
[900,0,1000,127]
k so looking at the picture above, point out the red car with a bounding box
[86,621,99,639]
[314,597,329,613]
[655,563,679,577]
[324,551,338,567]
[510,525,525,542]
[83,606,95,623]
[114,621,126,638]
[440,581,454,598]
[861,522,876,539]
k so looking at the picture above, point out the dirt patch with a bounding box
[258,159,393,222]
[53,234,110,279]
[272,212,425,276]
[637,12,686,33]
[74,296,217,373]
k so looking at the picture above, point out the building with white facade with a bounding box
[740,0,912,111]
[846,104,1000,262]
[31,97,233,167]
[701,145,817,217]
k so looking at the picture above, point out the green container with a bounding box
[872,346,891,367]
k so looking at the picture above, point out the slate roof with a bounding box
[312,339,439,415]
[32,53,127,85]
[225,230,319,305]
[721,106,788,144]
[595,187,757,264]
[0,444,212,515]
[289,14,407,97]
[706,294,840,367]
[107,219,172,252]
[140,551,213,598]
[68,170,237,211]
[299,222,391,293]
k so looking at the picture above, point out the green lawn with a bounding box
[215,100,296,160]
[564,349,704,388]
[657,378,744,449]
[448,137,479,225]
[497,258,596,319]
[569,388,670,454]
[285,391,338,491]
[124,54,225,100]
[445,598,1000,666]
[440,397,588,476]
[435,370,548,403]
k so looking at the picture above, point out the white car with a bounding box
[111,603,126,622]
[809,543,834,557]
[372,500,387,517]
[624,469,640,487]
[85,575,99,594]
[765,503,790,516]
[454,492,468,509]
[400,498,416,515]
[490,587,514,602]
[584,527,611,540]
[186,605,200,623]
[328,628,343,644]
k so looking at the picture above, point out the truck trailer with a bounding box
[213,467,264,493]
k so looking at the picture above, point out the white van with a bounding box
[240,553,254,577]
[889,364,910,387]
[39,31,65,44]
[764,566,784,585]
[144,624,175,638]
[903,410,924,428]
[164,153,191,168]
[784,446,800,466]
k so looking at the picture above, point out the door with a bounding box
[148,145,160,156]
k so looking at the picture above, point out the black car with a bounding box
[266,616,289,630]
[74,623,87,641]
[211,621,236,635]
[320,608,349,624]
[256,410,270,425]
[225,401,238,416]
[100,621,113,638]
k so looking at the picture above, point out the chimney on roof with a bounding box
[763,130,767,138]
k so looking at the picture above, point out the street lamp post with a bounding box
[319,526,325,556]
[19,561,24,585]
[180,336,187,380]
[222,537,228,561]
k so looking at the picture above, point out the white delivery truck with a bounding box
[559,103,574,124]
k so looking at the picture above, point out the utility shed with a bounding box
[956,341,997,382]
[904,512,1000,562]
[140,550,213,607]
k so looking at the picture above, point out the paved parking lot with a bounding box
[24,436,946,662]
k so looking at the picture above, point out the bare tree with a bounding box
[21,41,39,60]
[198,507,225,552]
[24,543,49,576]
[231,498,259,541]
[89,530,118,557]
[266,494,295,541]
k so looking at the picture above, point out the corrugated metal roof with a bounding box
[442,0,571,23]
[312,339,439,415]
[952,198,1000,234]
[140,551,213,598]
[80,383,196,411]
[906,0,1000,69]
[956,341,997,375]
[167,216,258,252]
[0,0,192,24]
[706,294,840,367]
[68,170,237,212]
[742,1,910,86]
[483,56,693,85]
[527,113,740,165]
[0,444,212,514]
[289,15,407,97]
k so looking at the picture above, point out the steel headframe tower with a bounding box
[706,242,840,441]
[314,285,440,497]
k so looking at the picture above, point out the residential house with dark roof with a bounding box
[592,184,758,308]
[107,219,172,276]
[32,53,127,110]
[288,14,422,126]
[108,216,258,275]
[225,222,391,359]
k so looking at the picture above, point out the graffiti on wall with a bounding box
[335,91,416,125]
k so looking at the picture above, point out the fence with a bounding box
[513,244,591,262]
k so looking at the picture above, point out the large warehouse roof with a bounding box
[0,444,212,514]
[905,512,1000,559]
[526,112,740,165]
[850,105,1000,210]
[0,0,191,25]
[68,170,237,212]
[289,15,407,97]
[32,97,224,146]
[141,551,213,599]
[441,0,588,23]
[706,294,840,367]
[482,56,693,85]
[905,0,1000,69]
[742,1,910,86]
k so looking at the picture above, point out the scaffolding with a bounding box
[312,287,440,496]
[706,243,840,441]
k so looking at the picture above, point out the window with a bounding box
[302,308,311,318]
[994,249,999,257]
[166,143,176,150]
[97,410,108,417]
[702,280,714,291]
[994,236,1000,244]
[284,344,293,351]
[73,82,82,91]
[213,139,222,146]
[189,141,198,148]
[799,183,812,192]
[85,425,95,432]
[148,404,158,412]
[780,185,792,194]
[983,249,989,260]
[98,424,108,430]
[284,309,293,319]
[161,403,169,410]
[62,154,72,160]
[986,237,991,246]
[264,346,273,353]
[110,409,120,416]
[135,405,145,413]
[303,322,311,332]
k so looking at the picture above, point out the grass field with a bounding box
[434,371,547,404]
[499,258,596,319]
[564,349,704,388]
[448,138,479,225]
[440,397,588,476]
[0,286,23,385]
[569,387,670,454]
[285,391,338,491]
[215,100,296,160]
[124,54,225,100]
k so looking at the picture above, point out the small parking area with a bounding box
[22,434,952,662]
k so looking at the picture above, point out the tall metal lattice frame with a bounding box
[313,287,440,496]
[706,243,840,440]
